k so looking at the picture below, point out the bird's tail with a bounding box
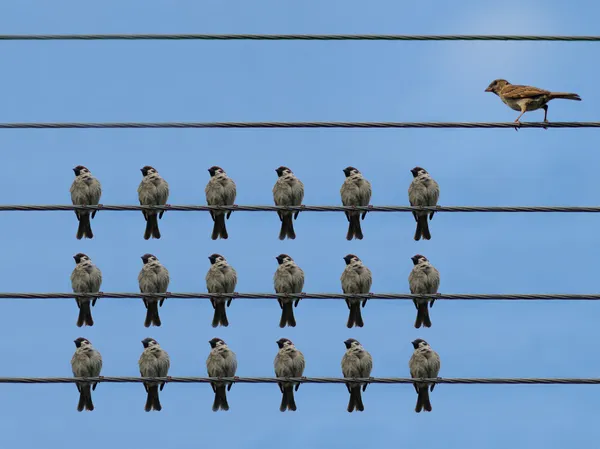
[347,301,364,328]
[347,213,363,240]
[280,385,297,412]
[549,92,582,101]
[415,385,432,413]
[212,300,229,327]
[144,213,161,240]
[280,301,296,328]
[279,213,296,240]
[415,302,432,328]
[414,215,431,241]
[77,384,94,411]
[76,212,93,240]
[212,385,230,411]
[145,385,162,412]
[347,386,364,412]
[144,299,162,327]
[212,213,228,240]
[76,299,94,327]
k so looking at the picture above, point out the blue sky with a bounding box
[0,1,599,448]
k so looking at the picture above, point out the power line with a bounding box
[0,121,598,129]
[3,292,600,300]
[1,34,600,41]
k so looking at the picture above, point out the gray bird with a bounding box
[205,166,237,240]
[138,338,170,412]
[274,254,305,328]
[340,166,372,240]
[137,166,170,240]
[340,254,373,328]
[341,338,373,413]
[409,338,441,413]
[274,338,305,412]
[408,166,440,241]
[273,166,304,240]
[71,337,103,412]
[206,338,238,411]
[70,165,102,240]
[70,253,102,327]
[138,253,170,328]
[206,254,238,327]
[408,254,440,329]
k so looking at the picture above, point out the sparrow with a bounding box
[274,338,306,412]
[409,338,441,413]
[340,254,372,328]
[137,165,170,240]
[408,254,440,328]
[71,337,103,412]
[485,79,581,128]
[206,254,238,327]
[138,253,170,327]
[138,338,170,412]
[340,166,372,240]
[205,166,237,240]
[341,339,373,413]
[206,338,238,411]
[70,165,102,239]
[408,166,439,241]
[70,253,102,327]
[274,254,305,328]
[273,166,305,240]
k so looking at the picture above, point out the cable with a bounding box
[2,292,600,300]
[0,121,598,129]
[1,34,600,41]
[0,376,598,385]
[3,205,600,213]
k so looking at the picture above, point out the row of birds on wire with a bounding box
[69,252,439,329]
[71,336,441,414]
[69,164,439,241]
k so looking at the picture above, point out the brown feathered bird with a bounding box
[485,79,581,128]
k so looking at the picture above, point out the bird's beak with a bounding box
[485,86,493,92]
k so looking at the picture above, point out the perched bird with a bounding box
[274,338,306,412]
[138,253,170,328]
[409,338,441,413]
[485,79,581,127]
[138,338,170,412]
[274,254,305,328]
[71,337,103,412]
[340,166,372,240]
[206,254,238,327]
[137,165,170,240]
[70,165,102,239]
[408,255,440,329]
[340,254,372,328]
[205,166,237,240]
[206,338,238,411]
[341,339,373,413]
[273,166,304,240]
[70,253,102,327]
[408,166,440,241]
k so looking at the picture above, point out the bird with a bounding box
[71,337,103,412]
[340,166,372,240]
[70,253,102,327]
[138,338,170,412]
[340,254,372,328]
[274,254,305,328]
[274,338,306,412]
[273,166,304,240]
[137,165,170,240]
[206,254,238,327]
[409,338,441,413]
[206,338,238,411]
[341,339,373,412]
[485,79,581,128]
[408,254,440,328]
[138,253,170,327]
[70,165,102,239]
[408,166,439,241]
[205,166,237,240]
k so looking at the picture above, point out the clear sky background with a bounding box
[0,1,599,448]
